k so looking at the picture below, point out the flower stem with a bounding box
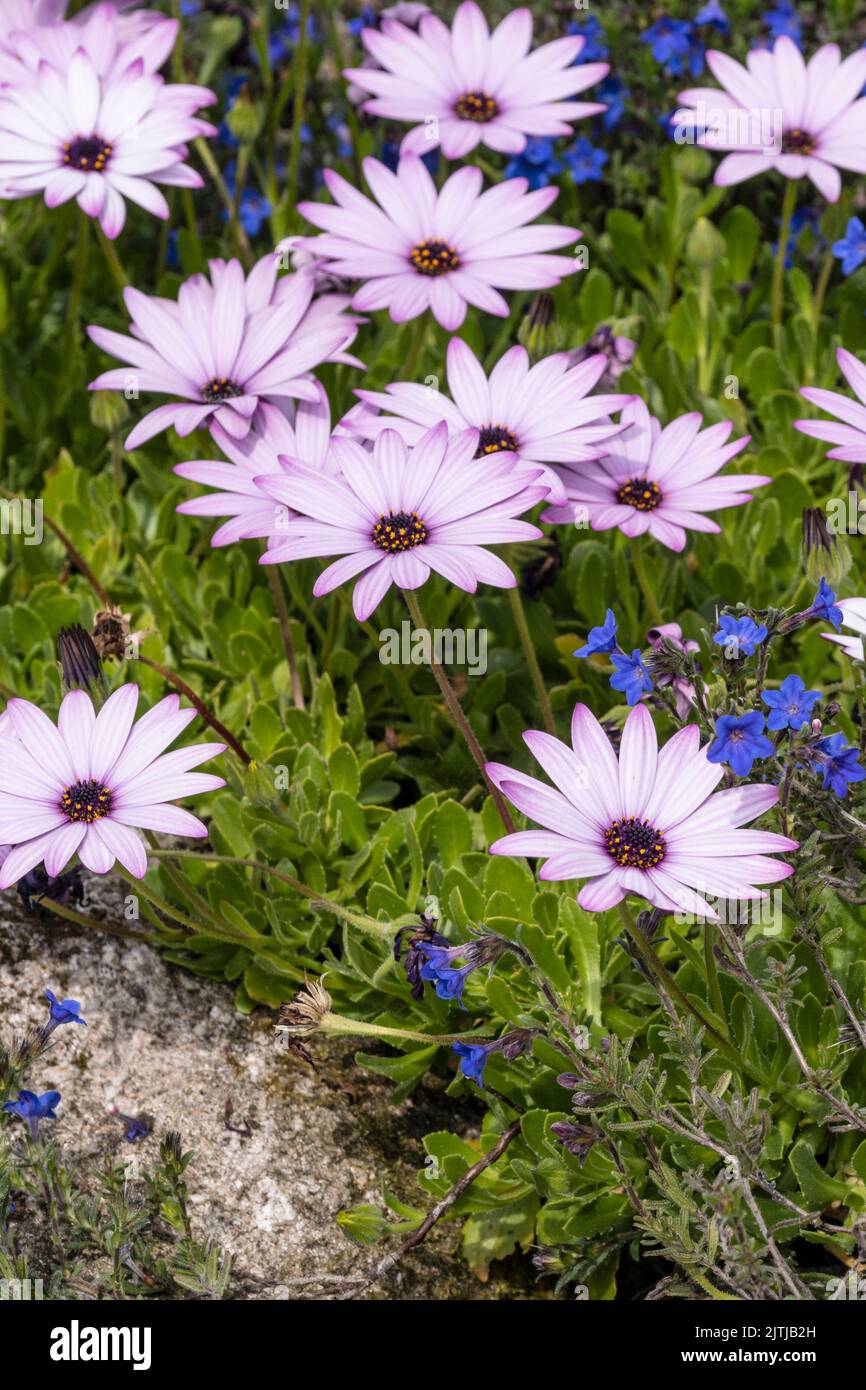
[96,227,128,297]
[616,902,744,1071]
[771,178,797,340]
[261,544,305,709]
[320,1013,494,1045]
[137,654,251,765]
[147,848,398,940]
[404,590,515,833]
[194,137,254,269]
[284,0,311,215]
[403,316,428,380]
[115,865,271,949]
[807,247,834,380]
[40,895,164,946]
[703,920,727,1033]
[631,538,663,627]
[506,569,556,736]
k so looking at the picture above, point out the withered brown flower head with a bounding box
[275,978,332,1037]
[90,604,148,661]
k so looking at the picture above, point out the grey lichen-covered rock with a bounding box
[0,881,543,1300]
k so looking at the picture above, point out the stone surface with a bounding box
[0,881,543,1300]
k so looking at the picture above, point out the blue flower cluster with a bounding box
[706,583,863,791]
[575,609,654,707]
[641,17,706,78]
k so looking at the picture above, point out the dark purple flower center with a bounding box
[63,136,112,172]
[60,780,112,824]
[781,128,814,156]
[604,817,666,869]
[475,425,519,457]
[202,377,243,403]
[455,91,498,123]
[372,511,428,553]
[616,477,662,512]
[410,240,459,277]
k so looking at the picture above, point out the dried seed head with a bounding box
[275,977,333,1036]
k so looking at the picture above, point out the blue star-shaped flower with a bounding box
[695,1,729,32]
[418,944,473,1005]
[707,712,775,776]
[610,650,653,706]
[763,2,802,44]
[832,218,866,277]
[504,138,563,190]
[713,614,768,658]
[574,609,618,658]
[45,989,87,1028]
[762,675,821,731]
[816,734,866,797]
[597,76,629,131]
[568,15,609,63]
[452,1041,491,1088]
[641,18,704,76]
[563,138,608,185]
[809,578,843,631]
[3,1089,61,1139]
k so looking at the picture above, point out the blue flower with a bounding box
[815,734,866,797]
[504,137,563,190]
[452,1041,492,1087]
[763,2,802,45]
[45,989,86,1029]
[809,578,843,630]
[563,138,608,185]
[762,675,821,731]
[381,139,438,176]
[418,943,473,1005]
[642,19,704,77]
[347,6,378,36]
[109,1107,152,1143]
[3,1090,61,1139]
[713,614,768,658]
[575,609,618,658]
[832,218,866,277]
[568,15,609,63]
[695,1,729,32]
[707,712,775,776]
[610,650,653,706]
[326,111,353,160]
[775,206,822,269]
[597,76,629,131]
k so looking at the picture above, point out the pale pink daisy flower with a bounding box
[257,421,548,621]
[0,3,215,238]
[795,348,866,464]
[0,685,225,887]
[822,597,866,662]
[88,253,363,449]
[0,1,173,66]
[487,702,797,918]
[297,154,580,332]
[344,2,608,160]
[173,387,377,547]
[673,36,866,202]
[542,399,768,553]
[349,338,633,507]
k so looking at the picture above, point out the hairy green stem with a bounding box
[771,178,797,339]
[404,590,515,833]
[147,848,397,940]
[506,567,556,736]
[631,539,663,627]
